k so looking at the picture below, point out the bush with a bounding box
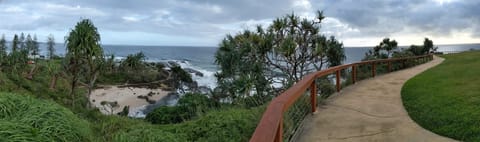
[146,93,217,124]
[113,125,186,142]
[0,93,93,142]
[317,78,335,98]
[178,107,264,142]
[145,106,188,124]
[178,93,219,115]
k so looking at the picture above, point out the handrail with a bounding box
[250,54,433,142]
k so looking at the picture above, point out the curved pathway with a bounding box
[297,56,456,142]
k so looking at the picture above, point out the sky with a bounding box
[0,0,479,47]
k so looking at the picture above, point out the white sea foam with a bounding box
[128,105,147,118]
[163,60,217,90]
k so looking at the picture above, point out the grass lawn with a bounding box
[402,51,480,141]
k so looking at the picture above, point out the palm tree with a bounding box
[65,19,104,107]
[120,52,146,72]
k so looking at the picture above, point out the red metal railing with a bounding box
[250,54,433,142]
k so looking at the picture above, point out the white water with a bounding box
[122,59,217,118]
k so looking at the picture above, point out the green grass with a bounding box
[402,51,480,141]
[0,92,93,142]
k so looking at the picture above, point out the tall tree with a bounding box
[26,34,34,55]
[423,38,434,53]
[65,19,104,107]
[0,34,7,59]
[12,34,19,52]
[19,33,26,50]
[47,34,56,59]
[9,34,28,72]
[32,34,40,56]
[0,34,7,65]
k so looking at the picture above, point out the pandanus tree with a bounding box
[364,38,398,60]
[215,11,346,103]
[65,19,104,107]
[215,29,270,101]
[407,38,436,56]
[120,52,146,72]
[265,11,345,86]
[374,38,398,58]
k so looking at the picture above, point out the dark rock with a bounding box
[147,91,155,96]
[184,68,204,77]
[168,61,180,67]
[196,86,212,94]
[142,93,180,114]
[146,97,156,104]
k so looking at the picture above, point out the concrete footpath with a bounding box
[297,56,457,142]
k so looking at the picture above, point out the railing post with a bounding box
[336,70,341,92]
[352,65,356,84]
[310,81,316,113]
[275,118,283,142]
[372,63,376,77]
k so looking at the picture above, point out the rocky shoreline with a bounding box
[92,60,214,117]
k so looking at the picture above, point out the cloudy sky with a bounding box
[0,0,479,47]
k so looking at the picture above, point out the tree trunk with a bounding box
[87,73,98,108]
[26,64,36,80]
[70,77,77,107]
[49,74,57,90]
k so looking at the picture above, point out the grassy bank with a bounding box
[402,51,480,141]
[0,59,264,141]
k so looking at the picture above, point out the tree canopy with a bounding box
[65,19,104,107]
[215,11,346,103]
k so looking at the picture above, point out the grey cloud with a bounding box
[0,0,479,45]
[314,0,480,38]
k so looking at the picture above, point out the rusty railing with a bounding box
[250,54,434,142]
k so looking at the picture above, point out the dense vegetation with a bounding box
[402,51,480,142]
[363,37,436,60]
[0,93,92,142]
[214,11,345,106]
[0,17,266,141]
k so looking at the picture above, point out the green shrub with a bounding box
[0,92,93,142]
[145,106,189,124]
[178,93,219,115]
[146,93,218,124]
[113,125,186,142]
[317,78,335,98]
[178,107,264,142]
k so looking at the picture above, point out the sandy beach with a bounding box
[91,86,170,115]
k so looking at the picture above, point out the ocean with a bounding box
[22,43,479,89]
